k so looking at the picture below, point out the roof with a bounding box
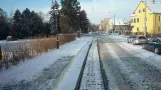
[130,14,136,17]
[109,19,128,25]
[146,1,161,13]
[133,1,161,14]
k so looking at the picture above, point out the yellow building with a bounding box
[131,1,161,36]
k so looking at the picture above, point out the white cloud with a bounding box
[80,0,140,24]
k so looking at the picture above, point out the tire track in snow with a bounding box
[118,42,161,70]
[116,42,161,89]
[98,44,119,90]
[105,43,149,90]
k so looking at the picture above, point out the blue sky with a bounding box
[0,0,157,24]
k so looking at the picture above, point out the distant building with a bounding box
[99,18,130,32]
[131,1,161,36]
[113,19,130,31]
[99,18,113,31]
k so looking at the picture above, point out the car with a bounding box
[127,35,147,45]
[127,35,137,43]
[6,36,18,41]
[142,38,161,54]
[132,36,147,45]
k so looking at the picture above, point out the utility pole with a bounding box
[109,12,115,33]
[114,14,115,33]
[77,5,81,38]
[144,0,147,37]
[54,0,59,49]
[51,0,59,49]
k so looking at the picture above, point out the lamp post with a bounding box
[109,12,115,33]
[144,0,147,37]
[77,5,81,38]
[52,0,59,49]
[54,8,59,49]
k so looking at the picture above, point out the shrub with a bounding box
[0,34,76,69]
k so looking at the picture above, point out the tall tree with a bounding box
[88,23,99,32]
[80,10,89,33]
[21,8,31,37]
[0,8,10,40]
[30,11,44,36]
[0,8,7,22]
[49,0,61,34]
[10,9,22,38]
[60,0,81,33]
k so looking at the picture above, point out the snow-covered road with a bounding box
[98,35,161,90]
[0,37,92,90]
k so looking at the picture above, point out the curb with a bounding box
[74,40,93,90]
[54,41,92,90]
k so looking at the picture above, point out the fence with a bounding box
[0,34,76,69]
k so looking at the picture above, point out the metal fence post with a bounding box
[0,45,2,60]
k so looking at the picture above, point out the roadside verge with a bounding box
[54,41,92,90]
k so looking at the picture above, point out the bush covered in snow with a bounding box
[0,34,76,69]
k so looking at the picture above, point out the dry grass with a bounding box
[0,34,76,69]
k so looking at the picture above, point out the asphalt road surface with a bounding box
[98,35,161,90]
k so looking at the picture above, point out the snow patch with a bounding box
[0,37,92,85]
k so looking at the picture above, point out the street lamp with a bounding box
[109,12,115,33]
[53,2,59,49]
[77,5,81,38]
[144,0,147,37]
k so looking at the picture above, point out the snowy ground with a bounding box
[98,35,161,90]
[0,37,92,90]
[0,39,31,51]
[54,41,92,90]
[80,39,104,90]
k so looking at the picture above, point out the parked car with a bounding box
[127,35,137,43]
[127,35,147,45]
[142,38,161,54]
[6,36,18,41]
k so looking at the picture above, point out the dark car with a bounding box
[142,38,161,54]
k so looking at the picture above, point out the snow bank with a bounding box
[54,41,92,90]
[0,37,92,85]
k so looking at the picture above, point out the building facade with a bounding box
[99,18,113,31]
[131,1,161,36]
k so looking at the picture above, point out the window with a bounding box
[138,36,146,39]
[159,16,161,22]
[139,9,141,13]
[158,27,161,32]
[131,19,133,23]
[137,18,139,23]
[137,27,139,32]
[145,27,147,31]
[134,18,136,23]
[143,8,145,12]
